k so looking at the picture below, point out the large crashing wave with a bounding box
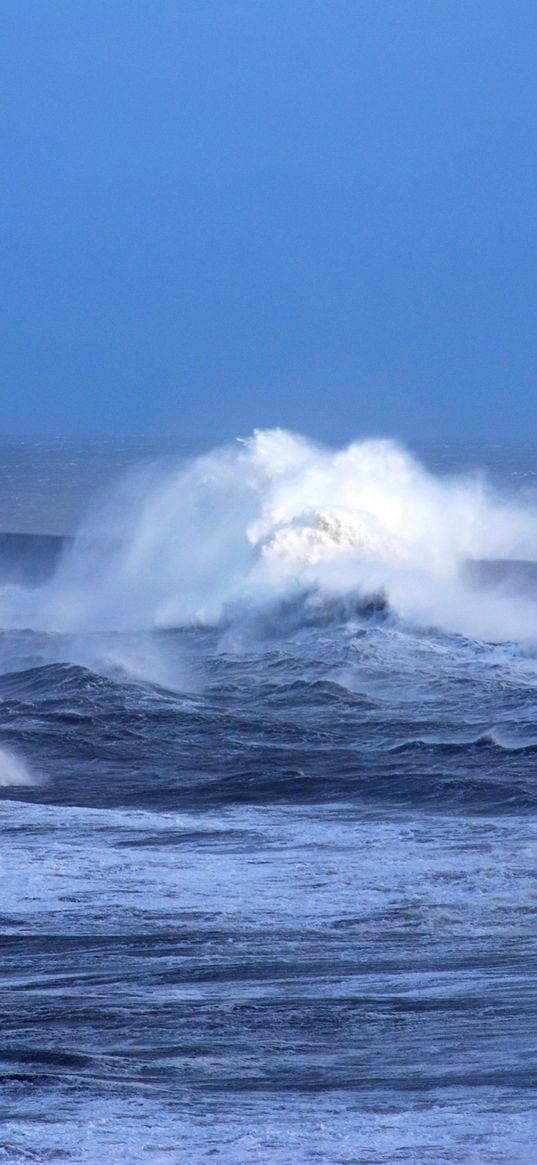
[3,429,537,641]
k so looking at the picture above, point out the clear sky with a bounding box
[1,0,537,447]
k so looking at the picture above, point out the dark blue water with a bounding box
[1,436,537,1164]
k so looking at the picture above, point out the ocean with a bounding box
[1,430,537,1165]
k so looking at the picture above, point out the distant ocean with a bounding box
[1,431,537,1164]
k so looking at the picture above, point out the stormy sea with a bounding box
[1,429,537,1165]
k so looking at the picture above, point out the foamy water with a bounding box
[1,434,537,1164]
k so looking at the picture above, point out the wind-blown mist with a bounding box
[3,429,537,643]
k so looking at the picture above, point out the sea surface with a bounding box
[1,432,537,1164]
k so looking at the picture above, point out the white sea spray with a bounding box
[2,428,537,643]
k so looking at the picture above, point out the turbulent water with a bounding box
[2,431,537,1164]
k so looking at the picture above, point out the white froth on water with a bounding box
[2,429,537,641]
[2,797,537,1163]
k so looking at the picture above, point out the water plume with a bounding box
[0,746,42,787]
[3,428,537,644]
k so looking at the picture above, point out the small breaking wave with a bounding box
[390,729,537,754]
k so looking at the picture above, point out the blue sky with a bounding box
[1,0,537,446]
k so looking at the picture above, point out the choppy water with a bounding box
[1,433,537,1164]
